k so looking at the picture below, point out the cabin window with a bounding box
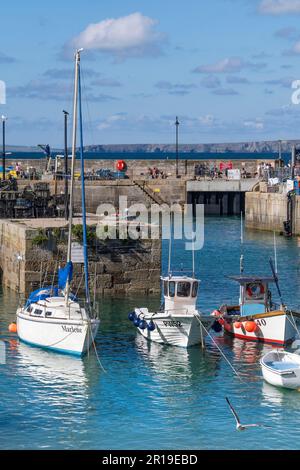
[34,309,42,315]
[192,282,198,298]
[169,281,175,297]
[45,311,52,317]
[163,281,168,296]
[26,305,33,313]
[177,282,191,297]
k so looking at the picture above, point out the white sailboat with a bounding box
[16,49,100,356]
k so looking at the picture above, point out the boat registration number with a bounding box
[256,319,267,327]
[163,321,182,327]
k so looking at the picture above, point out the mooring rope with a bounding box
[286,311,300,339]
[193,314,245,382]
[87,317,107,373]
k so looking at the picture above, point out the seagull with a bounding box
[225,397,262,431]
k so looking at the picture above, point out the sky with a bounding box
[2,0,300,146]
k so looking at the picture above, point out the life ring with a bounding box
[246,283,265,299]
[116,160,126,171]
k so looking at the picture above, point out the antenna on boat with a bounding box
[192,230,195,278]
[168,213,172,276]
[269,257,284,308]
[273,232,278,274]
[240,211,244,274]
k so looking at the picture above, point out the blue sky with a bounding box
[2,0,300,146]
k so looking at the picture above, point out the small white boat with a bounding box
[260,350,300,390]
[130,274,215,348]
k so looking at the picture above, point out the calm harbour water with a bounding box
[1,216,300,450]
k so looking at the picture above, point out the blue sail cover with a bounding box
[58,261,73,290]
[25,286,59,307]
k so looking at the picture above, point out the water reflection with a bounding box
[135,334,220,384]
[14,342,102,406]
[261,381,300,410]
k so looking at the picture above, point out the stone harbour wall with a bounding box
[0,219,161,296]
[245,192,300,234]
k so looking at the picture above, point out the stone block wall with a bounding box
[245,192,300,234]
[0,220,161,296]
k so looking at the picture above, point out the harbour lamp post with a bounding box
[278,139,282,160]
[63,110,69,220]
[1,115,6,180]
[175,116,179,177]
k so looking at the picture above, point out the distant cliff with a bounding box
[84,140,300,154]
[7,140,300,154]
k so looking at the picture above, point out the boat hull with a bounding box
[261,351,300,389]
[222,311,296,345]
[136,311,214,347]
[16,311,100,356]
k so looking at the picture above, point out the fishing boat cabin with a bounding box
[224,275,276,316]
[161,275,200,315]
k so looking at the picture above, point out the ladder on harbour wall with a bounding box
[133,180,166,206]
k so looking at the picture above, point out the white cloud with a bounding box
[197,115,215,126]
[200,75,221,88]
[259,0,300,14]
[98,113,127,130]
[193,57,243,74]
[264,77,294,87]
[243,119,264,130]
[193,57,266,74]
[69,12,165,59]
[286,40,300,54]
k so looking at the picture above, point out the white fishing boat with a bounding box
[260,350,300,389]
[131,274,215,347]
[16,49,100,356]
[130,222,214,348]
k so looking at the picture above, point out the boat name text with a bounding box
[61,325,82,333]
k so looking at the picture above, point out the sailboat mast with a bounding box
[78,59,90,305]
[65,49,81,303]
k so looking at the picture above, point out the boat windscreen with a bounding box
[177,282,191,297]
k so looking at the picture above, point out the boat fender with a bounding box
[245,321,257,333]
[134,318,140,327]
[218,318,225,326]
[234,321,242,329]
[139,319,147,330]
[211,309,222,317]
[147,320,155,332]
[128,312,136,322]
[211,320,222,333]
[8,323,17,333]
